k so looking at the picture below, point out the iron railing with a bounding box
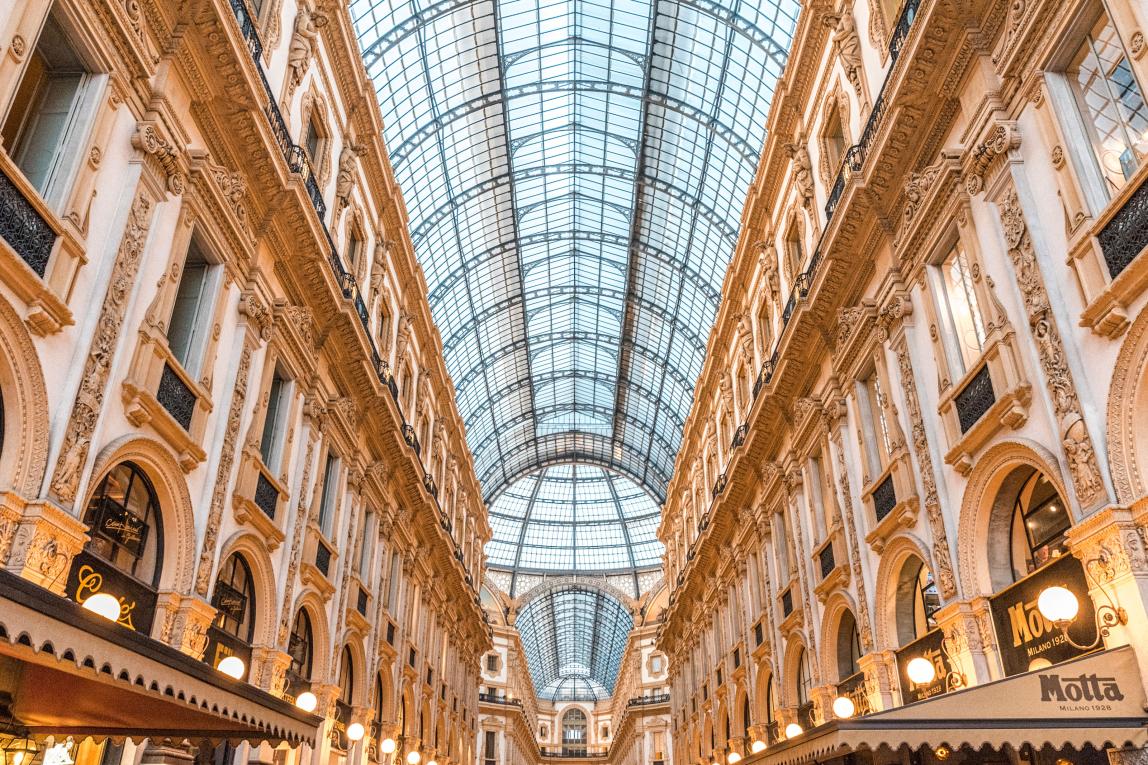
[872,473,897,522]
[254,471,279,519]
[0,167,55,276]
[1098,172,1148,279]
[157,363,196,430]
[954,364,995,433]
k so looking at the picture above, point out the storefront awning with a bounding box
[0,570,321,746]
[749,646,1148,765]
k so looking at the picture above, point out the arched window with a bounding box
[795,649,812,707]
[741,693,751,738]
[764,675,778,742]
[338,646,355,705]
[836,610,862,680]
[83,462,163,586]
[1008,468,1070,581]
[287,609,314,681]
[561,708,587,746]
[372,675,386,761]
[212,553,256,643]
[895,556,939,646]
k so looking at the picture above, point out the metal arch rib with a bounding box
[480,443,673,505]
[428,229,721,306]
[508,468,546,598]
[389,80,760,168]
[603,469,642,596]
[409,162,738,245]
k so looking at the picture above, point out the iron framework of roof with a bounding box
[350,0,800,518]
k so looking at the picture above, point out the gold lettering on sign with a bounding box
[103,517,142,545]
[75,565,137,630]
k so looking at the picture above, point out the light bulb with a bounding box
[407,751,422,765]
[1037,586,1079,624]
[346,723,365,742]
[906,657,937,685]
[832,696,855,718]
[727,752,742,764]
[295,691,318,712]
[427,759,438,765]
[784,723,803,739]
[82,592,122,621]
[750,741,767,753]
[381,739,397,754]
[217,655,246,679]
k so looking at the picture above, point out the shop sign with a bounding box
[89,498,148,559]
[836,671,873,716]
[895,629,960,703]
[211,581,248,624]
[66,550,158,632]
[989,554,1098,677]
[204,626,253,680]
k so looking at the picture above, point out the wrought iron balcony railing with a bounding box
[0,166,55,277]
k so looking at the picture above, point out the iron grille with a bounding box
[227,0,262,60]
[315,540,332,577]
[955,364,995,433]
[819,543,836,579]
[254,471,279,519]
[0,168,54,276]
[157,363,196,430]
[872,474,897,522]
[1098,173,1148,279]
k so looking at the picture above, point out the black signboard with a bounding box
[89,498,148,558]
[990,553,1098,677]
[836,670,873,716]
[895,628,959,703]
[67,550,158,633]
[211,580,249,624]
[204,626,253,680]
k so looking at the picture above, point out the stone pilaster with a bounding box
[857,651,897,713]
[253,646,294,697]
[4,500,88,595]
[934,598,996,688]
[155,592,216,661]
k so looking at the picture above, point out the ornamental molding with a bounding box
[830,429,875,651]
[131,122,187,195]
[963,121,1020,196]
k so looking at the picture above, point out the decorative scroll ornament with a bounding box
[998,187,1103,506]
[834,305,867,348]
[50,193,153,504]
[285,304,315,348]
[210,163,249,230]
[964,122,1020,196]
[891,339,958,600]
[132,124,185,195]
[194,334,256,597]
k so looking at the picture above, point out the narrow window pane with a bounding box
[168,241,212,373]
[939,247,986,373]
[260,372,286,465]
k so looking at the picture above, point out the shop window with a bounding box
[317,451,340,537]
[931,245,986,376]
[894,556,939,645]
[836,610,862,680]
[82,462,162,586]
[211,553,255,643]
[1063,10,1148,196]
[1,10,102,206]
[167,237,220,377]
[259,369,290,467]
[287,609,314,681]
[1008,469,1070,581]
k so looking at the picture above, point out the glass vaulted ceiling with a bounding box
[352,0,798,570]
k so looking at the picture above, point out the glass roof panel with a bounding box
[352,0,799,508]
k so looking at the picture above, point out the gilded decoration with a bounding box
[997,186,1104,507]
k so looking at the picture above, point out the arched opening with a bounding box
[835,610,861,681]
[764,675,779,744]
[371,675,386,762]
[205,552,256,680]
[794,648,813,728]
[287,608,315,694]
[561,708,587,754]
[335,645,356,749]
[1007,467,1070,583]
[894,555,939,646]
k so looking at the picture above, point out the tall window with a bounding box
[82,462,162,585]
[287,609,314,681]
[168,238,218,376]
[773,511,791,581]
[372,676,386,761]
[932,245,986,375]
[483,731,496,765]
[823,102,847,172]
[1009,469,1070,581]
[259,369,289,466]
[895,556,939,645]
[211,553,256,643]
[561,708,587,745]
[795,649,812,707]
[357,509,375,578]
[859,371,893,476]
[317,452,340,537]
[347,229,363,270]
[784,222,804,284]
[1066,11,1148,195]
[338,646,355,705]
[836,610,862,680]
[1,11,101,203]
[303,116,322,165]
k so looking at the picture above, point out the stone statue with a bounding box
[286,3,326,99]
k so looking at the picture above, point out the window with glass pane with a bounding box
[796,649,812,705]
[859,372,893,475]
[288,609,313,680]
[318,452,339,537]
[934,246,986,375]
[212,553,255,642]
[1067,12,1148,195]
[168,238,217,375]
[259,370,288,466]
[338,646,354,704]
[304,117,321,165]
[785,223,804,283]
[82,461,161,585]
[1009,469,1070,580]
[358,510,374,577]
[837,610,861,680]
[912,562,939,639]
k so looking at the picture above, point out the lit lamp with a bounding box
[381,739,397,755]
[783,723,803,740]
[295,692,319,713]
[905,657,936,686]
[727,751,742,764]
[1037,584,1126,650]
[81,592,121,622]
[0,727,38,765]
[426,759,438,765]
[750,741,767,754]
[406,750,422,765]
[347,723,366,743]
[831,696,855,719]
[216,656,246,680]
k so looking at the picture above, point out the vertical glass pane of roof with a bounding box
[351,0,799,507]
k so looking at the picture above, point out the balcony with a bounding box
[477,692,521,706]
[626,693,670,706]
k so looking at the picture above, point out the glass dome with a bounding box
[485,464,664,575]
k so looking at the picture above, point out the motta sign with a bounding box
[989,554,1098,677]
